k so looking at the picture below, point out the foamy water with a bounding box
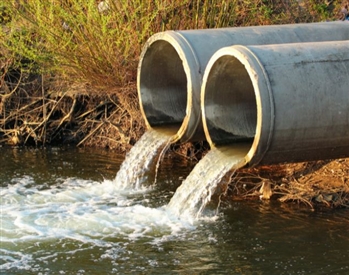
[167,144,249,220]
[0,175,197,272]
[1,176,194,241]
[0,137,248,272]
[2,146,349,274]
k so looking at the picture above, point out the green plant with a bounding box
[3,0,340,92]
[3,1,141,89]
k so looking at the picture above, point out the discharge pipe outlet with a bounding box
[138,22,349,142]
[202,40,349,166]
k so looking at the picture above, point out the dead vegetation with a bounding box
[0,67,144,150]
[225,158,349,209]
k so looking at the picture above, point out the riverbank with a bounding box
[0,75,144,150]
[1,1,348,209]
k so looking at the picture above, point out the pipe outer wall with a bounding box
[202,40,349,165]
[138,22,349,143]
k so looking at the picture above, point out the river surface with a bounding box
[1,146,349,274]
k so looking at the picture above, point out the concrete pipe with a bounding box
[201,40,349,166]
[137,22,349,143]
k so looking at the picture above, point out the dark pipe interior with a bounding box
[203,56,257,146]
[139,40,188,129]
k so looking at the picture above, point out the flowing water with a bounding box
[114,129,173,189]
[1,146,349,274]
[167,145,249,220]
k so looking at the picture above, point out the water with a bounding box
[114,129,173,189]
[167,145,249,220]
[1,147,349,274]
[115,128,248,220]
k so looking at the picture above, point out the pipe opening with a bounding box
[139,40,187,132]
[203,55,257,147]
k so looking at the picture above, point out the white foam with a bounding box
[0,250,34,271]
[0,175,196,250]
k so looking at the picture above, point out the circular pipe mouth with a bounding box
[202,46,273,166]
[137,36,191,141]
[203,56,257,144]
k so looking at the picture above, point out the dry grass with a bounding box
[225,159,349,209]
[1,68,144,148]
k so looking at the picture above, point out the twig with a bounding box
[77,121,104,146]
[24,93,68,144]
[54,97,77,130]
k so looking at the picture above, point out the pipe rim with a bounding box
[201,45,274,166]
[137,31,201,143]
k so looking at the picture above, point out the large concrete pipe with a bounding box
[201,40,349,166]
[137,22,349,143]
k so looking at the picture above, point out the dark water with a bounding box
[1,146,349,274]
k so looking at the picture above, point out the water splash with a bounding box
[0,175,199,272]
[167,144,249,221]
[114,129,173,189]
[0,176,194,244]
[0,134,251,273]
[111,126,249,222]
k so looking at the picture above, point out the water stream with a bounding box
[167,144,249,220]
[114,129,173,189]
[114,128,249,220]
